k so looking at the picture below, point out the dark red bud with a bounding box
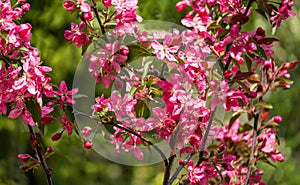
[84,140,93,149]
[224,70,233,79]
[120,47,129,56]
[179,160,186,166]
[18,154,31,163]
[273,115,283,123]
[47,146,54,153]
[51,133,62,141]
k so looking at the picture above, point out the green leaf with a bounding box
[255,100,273,109]
[229,111,242,129]
[225,42,232,53]
[262,121,279,129]
[63,105,75,123]
[44,150,55,159]
[217,29,230,40]
[129,87,138,96]
[20,159,41,172]
[25,98,42,126]
[134,100,151,119]
[142,60,153,78]
[276,76,294,85]
[257,155,278,169]
[237,81,251,94]
[81,39,92,55]
[257,37,279,45]
[238,123,253,133]
[257,46,267,59]
[244,54,252,72]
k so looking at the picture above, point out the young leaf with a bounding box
[134,100,151,119]
[255,100,273,109]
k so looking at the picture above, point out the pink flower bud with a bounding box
[120,47,129,56]
[273,115,283,123]
[207,0,216,6]
[63,1,76,12]
[18,0,27,4]
[21,3,30,12]
[84,140,93,149]
[176,1,186,12]
[102,0,112,8]
[51,132,62,141]
[46,146,54,153]
[83,12,94,21]
[81,126,92,138]
[224,70,232,79]
[18,154,31,163]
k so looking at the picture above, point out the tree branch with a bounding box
[245,97,262,184]
[74,110,168,163]
[244,0,254,17]
[91,0,106,35]
[163,155,175,185]
[28,126,53,185]
[168,153,193,185]
[196,107,217,166]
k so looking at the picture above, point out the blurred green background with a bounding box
[0,0,299,185]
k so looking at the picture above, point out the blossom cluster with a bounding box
[1,0,78,171]
[66,0,295,184]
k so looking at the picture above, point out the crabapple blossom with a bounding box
[54,80,78,109]
[81,126,92,137]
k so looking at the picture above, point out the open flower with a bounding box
[54,81,78,109]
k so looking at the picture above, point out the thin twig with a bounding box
[196,107,217,166]
[28,126,53,185]
[244,0,254,17]
[168,153,193,185]
[245,95,262,184]
[74,110,168,162]
[163,155,175,185]
[245,110,260,184]
[91,0,106,35]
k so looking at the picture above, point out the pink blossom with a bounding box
[41,106,54,124]
[187,160,217,185]
[21,3,30,12]
[60,113,73,135]
[107,91,137,121]
[122,132,143,160]
[216,120,241,142]
[151,32,180,62]
[64,22,89,47]
[270,0,296,29]
[92,94,108,113]
[81,126,92,137]
[54,80,78,109]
